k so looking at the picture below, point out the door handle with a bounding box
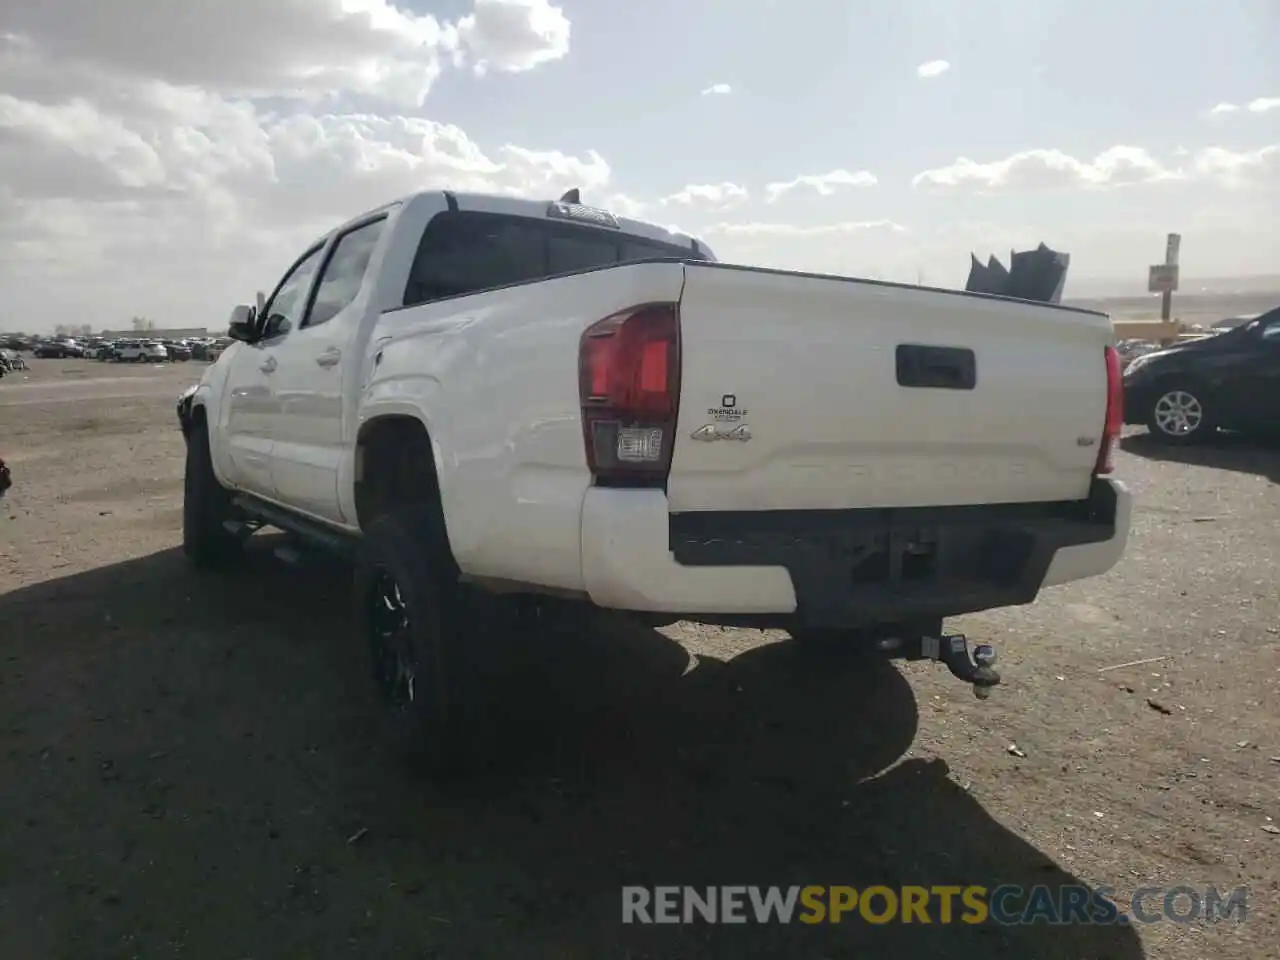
[316,348,341,368]
[895,344,976,391]
[259,356,277,374]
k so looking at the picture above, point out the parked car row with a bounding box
[1,335,231,363]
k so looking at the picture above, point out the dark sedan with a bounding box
[32,339,83,359]
[1122,305,1280,443]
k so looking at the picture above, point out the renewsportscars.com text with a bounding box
[621,884,1248,926]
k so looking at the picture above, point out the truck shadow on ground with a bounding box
[0,541,1145,960]
[1121,430,1280,484]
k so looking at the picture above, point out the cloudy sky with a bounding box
[1,0,1276,332]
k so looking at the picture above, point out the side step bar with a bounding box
[229,494,359,562]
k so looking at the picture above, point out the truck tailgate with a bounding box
[668,263,1113,512]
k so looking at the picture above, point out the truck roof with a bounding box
[331,189,715,262]
[445,191,709,256]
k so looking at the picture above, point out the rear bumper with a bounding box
[581,479,1132,627]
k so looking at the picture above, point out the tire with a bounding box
[354,507,472,778]
[182,420,242,567]
[1146,383,1213,444]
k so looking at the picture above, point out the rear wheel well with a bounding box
[354,415,443,534]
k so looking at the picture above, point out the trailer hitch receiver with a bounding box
[867,626,1002,699]
[921,634,1001,699]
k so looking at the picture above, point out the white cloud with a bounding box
[1,3,1274,333]
[764,169,877,202]
[0,103,613,327]
[255,114,611,226]
[0,0,598,330]
[659,182,749,208]
[913,146,1184,190]
[2,1,446,109]
[454,0,571,76]
[913,144,1278,192]
[0,94,171,196]
[705,220,907,238]
[700,220,914,279]
[701,83,732,96]
[1207,96,1280,116]
[0,0,569,107]
[1192,144,1278,187]
[916,60,950,79]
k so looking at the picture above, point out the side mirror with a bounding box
[261,314,291,340]
[227,304,257,342]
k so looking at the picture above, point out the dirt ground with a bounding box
[1,359,1277,960]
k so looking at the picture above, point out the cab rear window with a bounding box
[403,211,703,308]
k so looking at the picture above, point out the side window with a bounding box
[404,212,545,307]
[262,245,325,337]
[401,211,707,308]
[1260,319,1280,341]
[548,228,699,273]
[305,217,387,328]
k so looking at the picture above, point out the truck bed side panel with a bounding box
[368,261,688,590]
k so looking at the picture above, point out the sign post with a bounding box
[1147,233,1181,321]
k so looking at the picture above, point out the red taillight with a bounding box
[578,303,680,485]
[1095,345,1123,475]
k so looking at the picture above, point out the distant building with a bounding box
[98,327,213,339]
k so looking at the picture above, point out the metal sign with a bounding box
[1148,264,1180,293]
[1165,233,1181,267]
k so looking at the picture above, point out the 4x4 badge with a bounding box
[691,424,752,442]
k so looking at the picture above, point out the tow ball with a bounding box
[877,632,1001,699]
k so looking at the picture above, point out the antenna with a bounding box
[559,188,581,204]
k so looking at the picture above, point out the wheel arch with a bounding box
[353,414,450,547]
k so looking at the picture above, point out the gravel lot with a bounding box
[2,359,1277,959]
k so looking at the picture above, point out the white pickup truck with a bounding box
[177,189,1131,773]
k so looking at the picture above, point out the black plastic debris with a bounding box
[965,243,1070,305]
